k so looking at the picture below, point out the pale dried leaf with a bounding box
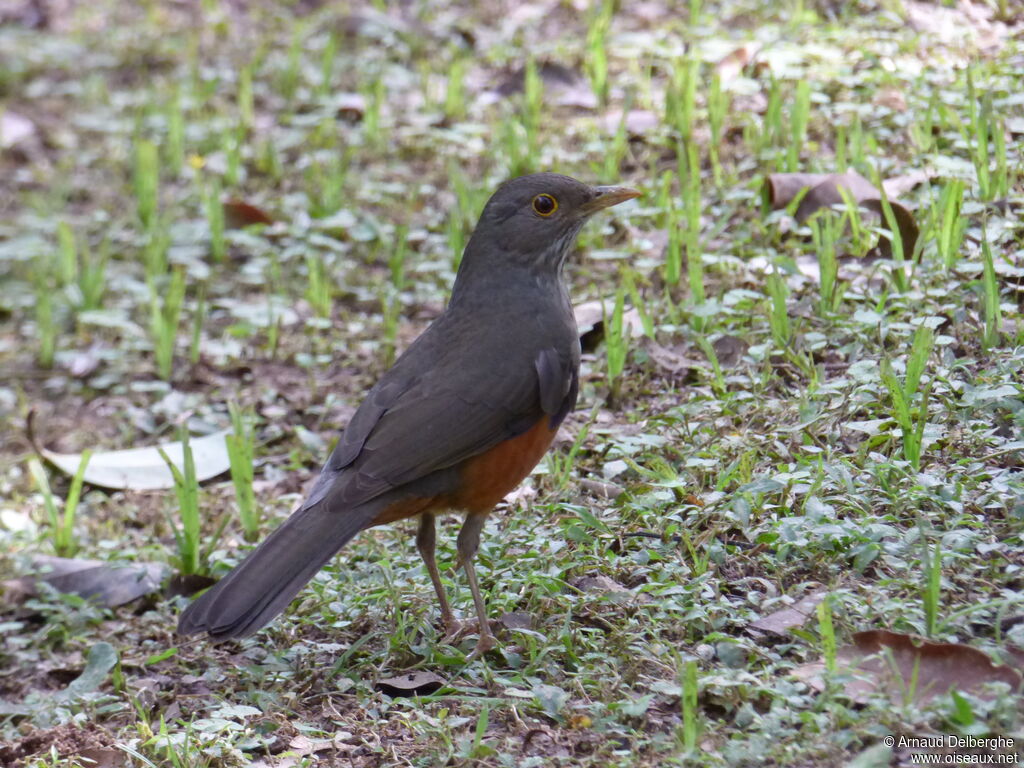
[36,427,232,491]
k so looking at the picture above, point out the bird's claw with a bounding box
[441,618,498,659]
[441,618,468,645]
[465,632,498,661]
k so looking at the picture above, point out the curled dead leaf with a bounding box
[223,198,274,229]
[765,171,919,260]
[375,671,446,697]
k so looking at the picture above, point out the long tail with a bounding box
[177,498,379,638]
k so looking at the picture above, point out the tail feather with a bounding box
[177,499,379,638]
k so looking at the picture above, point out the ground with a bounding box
[1,0,1023,766]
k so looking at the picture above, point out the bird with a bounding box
[177,172,640,659]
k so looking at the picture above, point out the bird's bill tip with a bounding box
[580,185,642,215]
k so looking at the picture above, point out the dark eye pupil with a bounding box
[535,195,554,213]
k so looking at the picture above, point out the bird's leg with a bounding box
[416,512,460,637]
[455,512,497,659]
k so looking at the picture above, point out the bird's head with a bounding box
[456,173,640,284]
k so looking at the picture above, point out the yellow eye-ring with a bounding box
[532,194,558,216]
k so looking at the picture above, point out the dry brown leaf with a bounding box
[873,87,908,112]
[500,611,533,630]
[712,335,749,368]
[375,671,446,697]
[579,478,625,499]
[74,749,126,768]
[765,171,919,259]
[749,591,826,636]
[287,733,353,756]
[494,62,597,109]
[571,574,630,594]
[793,629,1022,705]
[644,340,698,378]
[223,198,274,229]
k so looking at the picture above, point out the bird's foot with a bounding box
[441,617,499,658]
[441,618,468,645]
[465,632,498,661]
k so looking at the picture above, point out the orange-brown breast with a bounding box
[371,494,440,526]
[447,416,558,514]
[367,416,559,527]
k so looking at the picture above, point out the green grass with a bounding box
[160,430,203,577]
[0,0,1022,766]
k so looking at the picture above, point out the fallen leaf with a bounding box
[533,683,570,717]
[223,198,274,229]
[375,671,446,697]
[30,414,232,490]
[75,749,126,768]
[873,87,907,112]
[644,341,698,378]
[66,348,101,378]
[501,611,533,630]
[748,590,826,635]
[334,92,366,120]
[712,335,748,368]
[571,574,630,594]
[579,478,625,499]
[715,44,756,82]
[9,555,167,607]
[765,171,919,259]
[287,732,354,756]
[792,629,1022,705]
[165,572,216,599]
[880,170,931,199]
[574,300,646,352]
[494,61,596,109]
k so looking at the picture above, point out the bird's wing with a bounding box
[303,334,577,512]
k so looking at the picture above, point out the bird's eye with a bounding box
[532,194,558,217]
